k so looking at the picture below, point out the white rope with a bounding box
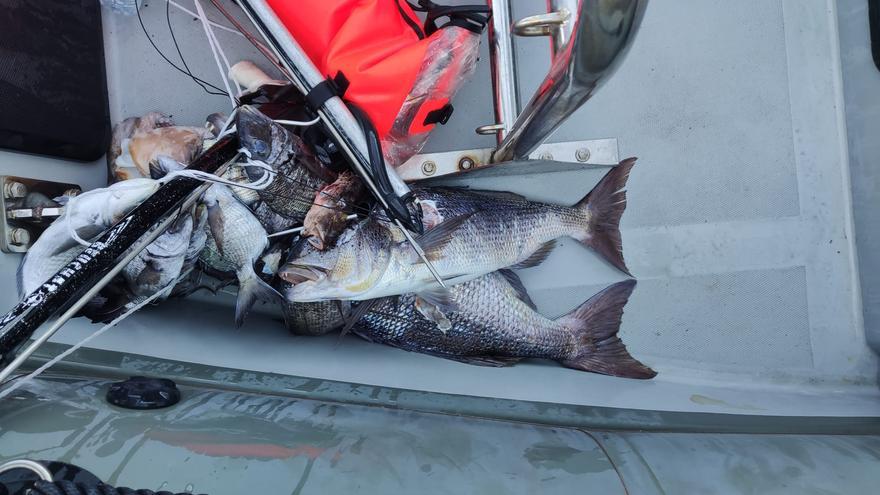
[216,107,239,139]
[0,274,185,400]
[266,214,358,238]
[274,117,321,127]
[65,181,160,248]
[193,0,235,107]
[160,167,274,191]
[204,10,237,91]
[167,0,244,37]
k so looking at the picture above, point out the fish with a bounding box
[277,237,351,335]
[122,212,194,299]
[301,170,364,250]
[199,230,238,277]
[181,204,209,278]
[352,272,655,378]
[281,159,637,305]
[251,200,299,234]
[205,112,228,138]
[76,209,199,322]
[202,183,282,327]
[223,166,261,207]
[236,105,337,223]
[108,112,174,182]
[282,298,351,336]
[18,179,161,296]
[116,126,214,180]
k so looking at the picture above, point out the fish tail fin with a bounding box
[559,279,656,379]
[235,268,283,328]
[573,158,636,276]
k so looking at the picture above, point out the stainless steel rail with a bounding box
[493,0,648,162]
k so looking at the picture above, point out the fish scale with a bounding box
[355,272,578,362]
[237,105,335,224]
[354,272,656,378]
[284,159,635,303]
[203,184,282,327]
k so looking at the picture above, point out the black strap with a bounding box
[347,103,423,234]
[31,480,207,495]
[423,103,454,126]
[305,71,350,110]
[406,1,491,36]
[396,0,425,39]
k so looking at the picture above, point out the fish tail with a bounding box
[559,279,656,379]
[235,267,283,328]
[573,158,636,276]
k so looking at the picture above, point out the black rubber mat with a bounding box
[0,0,110,161]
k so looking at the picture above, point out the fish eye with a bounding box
[251,139,269,155]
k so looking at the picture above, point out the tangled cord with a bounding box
[30,480,206,495]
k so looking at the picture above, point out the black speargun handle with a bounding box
[0,135,240,366]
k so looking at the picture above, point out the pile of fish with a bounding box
[17,105,655,379]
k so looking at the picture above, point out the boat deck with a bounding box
[0,0,878,421]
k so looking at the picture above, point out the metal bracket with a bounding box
[512,10,571,39]
[397,138,618,181]
[482,0,647,163]
[0,176,80,253]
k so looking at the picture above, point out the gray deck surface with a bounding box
[0,0,877,418]
[2,378,880,494]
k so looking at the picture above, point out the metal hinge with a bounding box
[0,176,80,253]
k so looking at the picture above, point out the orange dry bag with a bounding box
[266,0,490,166]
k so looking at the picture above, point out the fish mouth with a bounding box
[278,264,328,285]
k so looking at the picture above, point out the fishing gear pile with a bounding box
[11,0,656,380]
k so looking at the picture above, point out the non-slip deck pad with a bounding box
[0,0,109,161]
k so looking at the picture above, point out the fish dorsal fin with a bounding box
[509,239,557,270]
[498,269,537,311]
[415,212,475,262]
[206,200,226,256]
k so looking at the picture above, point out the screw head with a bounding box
[539,152,554,161]
[9,228,30,246]
[4,181,27,199]
[421,161,437,176]
[575,148,591,162]
[458,157,475,170]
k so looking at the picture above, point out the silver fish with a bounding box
[18,179,161,296]
[223,166,261,207]
[122,211,194,299]
[354,272,655,378]
[281,159,636,304]
[277,238,351,335]
[282,298,351,336]
[251,201,299,234]
[199,231,238,277]
[236,105,336,223]
[181,204,209,277]
[203,184,282,327]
